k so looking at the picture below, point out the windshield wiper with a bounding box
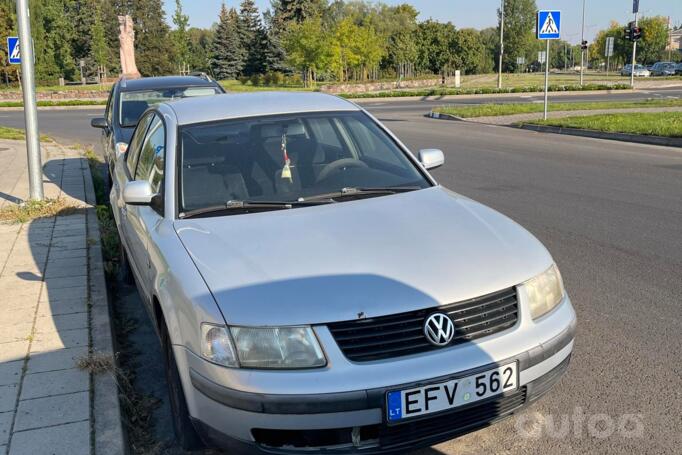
[300,186,421,202]
[179,200,329,219]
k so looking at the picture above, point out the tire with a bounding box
[118,246,133,285]
[162,322,205,451]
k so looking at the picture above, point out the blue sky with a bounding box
[163,1,682,44]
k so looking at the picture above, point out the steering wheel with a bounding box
[316,158,369,183]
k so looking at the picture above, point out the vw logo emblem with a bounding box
[424,313,455,346]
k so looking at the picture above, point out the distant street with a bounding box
[2,87,682,149]
[1,91,681,453]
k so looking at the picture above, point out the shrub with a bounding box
[250,74,262,86]
[237,76,249,85]
[264,71,284,86]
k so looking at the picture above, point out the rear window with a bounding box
[119,86,220,127]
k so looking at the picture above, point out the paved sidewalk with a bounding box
[0,139,123,455]
[461,106,682,126]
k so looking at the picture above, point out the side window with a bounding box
[105,89,114,125]
[126,113,154,176]
[135,117,165,194]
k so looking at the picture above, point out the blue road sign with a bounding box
[537,11,561,40]
[7,37,20,64]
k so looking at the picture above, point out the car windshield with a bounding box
[178,111,432,213]
[119,86,220,127]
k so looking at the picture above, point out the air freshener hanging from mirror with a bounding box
[281,132,292,181]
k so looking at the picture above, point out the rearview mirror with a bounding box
[90,117,107,129]
[418,149,445,170]
[123,180,154,206]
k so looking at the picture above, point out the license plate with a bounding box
[386,362,518,422]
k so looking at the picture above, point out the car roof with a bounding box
[119,75,219,91]
[164,92,360,126]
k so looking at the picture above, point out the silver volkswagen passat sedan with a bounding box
[110,92,576,453]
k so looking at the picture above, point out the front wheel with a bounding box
[163,323,205,451]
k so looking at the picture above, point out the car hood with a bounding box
[174,187,553,326]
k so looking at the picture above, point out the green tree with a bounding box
[238,0,267,75]
[479,26,499,74]
[638,16,669,64]
[453,28,487,74]
[39,0,78,81]
[130,0,174,75]
[187,27,213,74]
[210,5,245,79]
[272,0,325,25]
[90,1,108,72]
[284,16,332,86]
[0,0,17,83]
[416,20,458,76]
[499,0,537,72]
[172,0,190,71]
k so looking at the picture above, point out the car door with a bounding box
[112,112,154,286]
[102,87,116,168]
[125,114,166,301]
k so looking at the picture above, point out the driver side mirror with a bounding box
[123,180,154,206]
[91,117,107,129]
[418,149,445,170]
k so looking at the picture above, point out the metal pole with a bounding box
[16,0,43,201]
[630,12,638,89]
[606,54,610,79]
[580,0,586,86]
[543,39,550,121]
[498,0,505,89]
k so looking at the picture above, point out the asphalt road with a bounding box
[1,86,682,149]
[2,93,681,454]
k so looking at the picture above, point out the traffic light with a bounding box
[632,26,642,41]
[623,27,632,41]
[581,40,588,50]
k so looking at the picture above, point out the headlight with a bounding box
[523,264,565,320]
[115,142,128,158]
[200,324,326,369]
[231,326,326,369]
[201,324,239,367]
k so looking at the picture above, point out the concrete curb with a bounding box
[349,88,636,103]
[515,123,682,148]
[82,153,126,454]
[427,112,464,121]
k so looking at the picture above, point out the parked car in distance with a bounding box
[90,74,224,181]
[620,64,650,77]
[676,63,682,75]
[650,62,677,76]
[110,92,577,453]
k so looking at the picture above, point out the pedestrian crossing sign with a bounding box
[537,11,561,40]
[7,37,20,64]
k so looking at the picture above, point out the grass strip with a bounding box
[339,83,630,99]
[0,99,106,108]
[0,125,53,141]
[434,98,682,118]
[0,198,80,223]
[521,112,682,138]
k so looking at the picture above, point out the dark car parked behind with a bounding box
[650,62,677,76]
[91,74,225,181]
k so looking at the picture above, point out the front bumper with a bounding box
[180,312,576,454]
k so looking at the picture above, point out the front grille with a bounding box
[379,387,527,449]
[328,287,519,362]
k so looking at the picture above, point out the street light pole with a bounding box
[16,0,43,201]
[580,0,586,86]
[498,0,505,89]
